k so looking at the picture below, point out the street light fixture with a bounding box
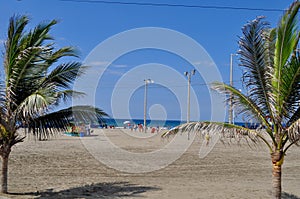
[144,79,154,132]
[184,69,196,124]
[229,53,238,124]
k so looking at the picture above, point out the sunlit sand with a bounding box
[3,128,300,198]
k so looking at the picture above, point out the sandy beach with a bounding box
[1,128,300,199]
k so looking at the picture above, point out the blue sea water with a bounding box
[99,118,184,129]
[96,119,260,129]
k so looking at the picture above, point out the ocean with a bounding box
[98,118,183,129]
[96,119,260,130]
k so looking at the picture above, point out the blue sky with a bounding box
[0,0,293,122]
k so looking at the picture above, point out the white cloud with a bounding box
[112,64,127,68]
[85,61,127,68]
[106,69,125,76]
[85,61,110,67]
[84,61,128,76]
[193,61,215,67]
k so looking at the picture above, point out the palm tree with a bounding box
[163,1,300,198]
[0,15,108,193]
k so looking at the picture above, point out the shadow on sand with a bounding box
[282,192,300,199]
[9,181,161,198]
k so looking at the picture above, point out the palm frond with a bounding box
[44,47,79,66]
[71,105,109,123]
[287,101,300,126]
[20,19,57,47]
[212,82,272,130]
[280,52,300,122]
[9,47,45,90]
[162,121,270,149]
[15,85,58,121]
[273,1,300,116]
[262,28,276,70]
[285,118,300,144]
[0,80,7,114]
[27,108,71,140]
[27,105,108,139]
[238,16,274,122]
[4,15,29,85]
[42,62,85,90]
[55,90,85,104]
[212,82,277,144]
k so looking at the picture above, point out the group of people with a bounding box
[125,123,143,132]
[100,124,116,129]
[127,123,160,133]
[67,123,92,136]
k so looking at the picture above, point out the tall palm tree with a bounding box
[0,15,108,193]
[163,1,300,198]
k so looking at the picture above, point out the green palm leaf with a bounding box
[27,106,109,139]
[238,16,274,123]
[15,86,57,120]
[212,82,272,131]
[44,47,79,66]
[20,19,57,47]
[162,121,271,150]
[42,62,86,90]
[56,90,85,104]
[4,15,29,80]
[272,1,300,117]
[280,52,300,122]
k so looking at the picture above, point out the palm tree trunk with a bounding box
[1,152,10,194]
[271,151,283,199]
[272,163,281,199]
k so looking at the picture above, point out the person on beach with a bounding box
[151,127,156,133]
[80,123,85,134]
[130,124,133,131]
[205,132,210,146]
[138,124,143,132]
[134,124,138,131]
[85,123,91,135]
[72,124,77,133]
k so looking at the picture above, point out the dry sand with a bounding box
[1,128,300,199]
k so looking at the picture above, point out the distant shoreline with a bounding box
[100,118,184,129]
[99,118,260,129]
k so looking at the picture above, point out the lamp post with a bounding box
[184,69,196,123]
[229,53,238,124]
[144,79,154,132]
